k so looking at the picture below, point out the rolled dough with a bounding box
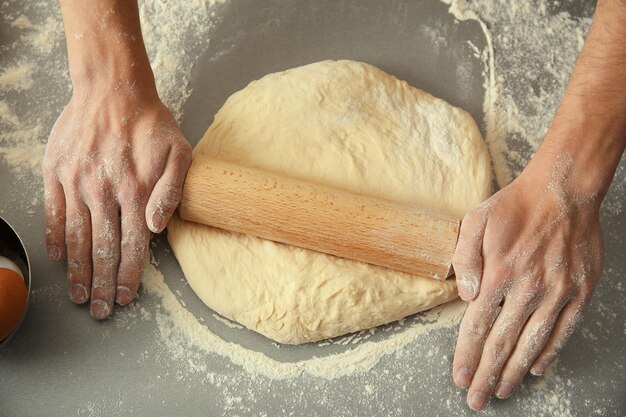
[167,60,492,344]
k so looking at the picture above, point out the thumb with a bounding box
[452,204,490,301]
[146,146,192,233]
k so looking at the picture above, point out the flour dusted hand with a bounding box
[451,0,626,409]
[44,0,191,319]
[452,153,603,408]
[43,89,191,319]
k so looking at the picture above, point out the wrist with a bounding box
[60,0,156,96]
[68,42,156,96]
[521,0,626,204]
[539,103,626,200]
[522,132,620,212]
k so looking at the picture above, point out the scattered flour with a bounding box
[0,62,34,91]
[212,313,244,329]
[25,17,62,55]
[9,14,32,29]
[142,259,468,380]
[0,101,20,126]
[0,0,624,416]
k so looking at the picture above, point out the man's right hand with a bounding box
[46,0,192,319]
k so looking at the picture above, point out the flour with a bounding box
[442,1,598,190]
[0,0,623,415]
[0,125,45,180]
[9,14,32,30]
[142,258,468,380]
[141,248,593,415]
[0,101,20,127]
[0,62,34,91]
[212,313,244,329]
[25,17,62,55]
[139,0,226,121]
[0,0,224,212]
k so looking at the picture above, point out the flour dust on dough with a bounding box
[167,60,492,344]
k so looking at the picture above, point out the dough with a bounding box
[167,60,492,344]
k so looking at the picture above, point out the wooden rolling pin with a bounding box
[179,156,460,280]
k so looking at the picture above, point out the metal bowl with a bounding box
[0,216,31,349]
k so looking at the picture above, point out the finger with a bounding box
[452,275,504,390]
[64,194,92,304]
[115,198,150,306]
[44,178,66,261]
[529,300,585,376]
[145,145,191,233]
[466,294,537,410]
[494,297,566,399]
[89,201,121,320]
[452,207,489,301]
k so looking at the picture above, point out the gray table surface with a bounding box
[0,1,624,416]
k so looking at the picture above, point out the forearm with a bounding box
[59,0,155,93]
[530,0,626,199]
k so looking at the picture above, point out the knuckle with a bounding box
[452,249,476,267]
[460,318,488,341]
[490,324,520,355]
[566,306,585,332]
[93,247,115,263]
[177,141,193,160]
[486,338,511,361]
[68,257,89,278]
[484,337,514,372]
[478,266,511,295]
[451,256,471,272]
[42,163,55,178]
[96,219,116,243]
[551,279,576,302]
[451,250,464,267]
[89,189,108,206]
[45,211,65,230]
[462,208,482,225]
[491,261,513,280]
[42,156,59,176]
[121,234,148,258]
[65,227,87,247]
[158,183,183,210]
[522,276,546,300]
[92,240,119,265]
[165,182,182,199]
[122,182,148,207]
[519,326,551,366]
[452,251,481,273]
[125,181,147,199]
[528,261,546,280]
[578,280,595,302]
[85,178,112,203]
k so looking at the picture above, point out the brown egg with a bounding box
[0,267,28,341]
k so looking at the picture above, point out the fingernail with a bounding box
[457,274,478,301]
[457,285,473,301]
[115,286,133,306]
[530,360,549,376]
[90,300,110,320]
[468,391,488,411]
[151,213,163,233]
[495,381,514,399]
[70,284,88,304]
[454,367,473,388]
[48,246,61,261]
